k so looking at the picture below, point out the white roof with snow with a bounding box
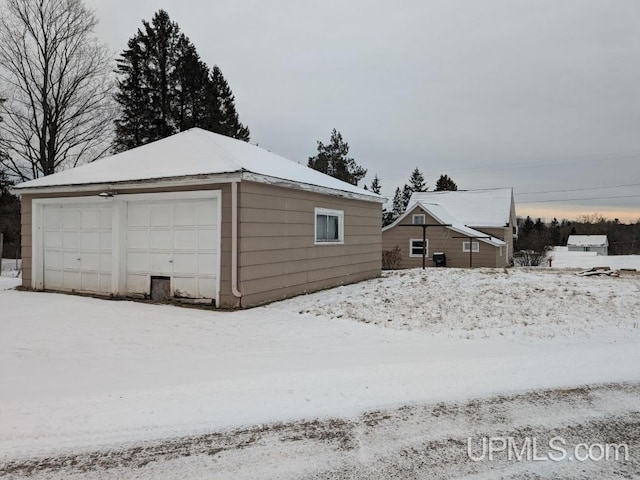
[567,235,608,247]
[14,128,380,201]
[408,188,514,227]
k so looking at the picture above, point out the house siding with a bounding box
[382,206,508,268]
[236,181,381,307]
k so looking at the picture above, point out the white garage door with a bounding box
[42,203,112,293]
[125,198,218,299]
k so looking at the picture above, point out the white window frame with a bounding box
[412,213,425,225]
[314,208,344,245]
[409,239,428,258]
[462,241,480,252]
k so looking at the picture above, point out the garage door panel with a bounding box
[127,230,148,249]
[197,203,216,226]
[174,204,196,226]
[63,271,80,289]
[198,254,217,275]
[62,210,79,229]
[173,253,197,274]
[150,230,172,250]
[100,253,112,271]
[150,252,172,272]
[44,231,61,248]
[150,206,172,227]
[81,273,100,292]
[63,231,79,249]
[174,230,197,250]
[173,276,196,297]
[81,210,100,229]
[81,252,99,271]
[197,278,216,298]
[44,269,62,289]
[44,250,62,269]
[126,274,148,294]
[80,231,98,250]
[63,252,80,269]
[198,229,217,249]
[100,232,112,250]
[128,205,149,227]
[127,252,148,272]
[44,209,61,227]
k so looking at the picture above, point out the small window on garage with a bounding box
[462,241,480,252]
[410,239,428,257]
[412,213,425,225]
[315,208,344,244]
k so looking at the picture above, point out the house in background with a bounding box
[13,128,384,308]
[383,188,517,268]
[567,235,609,256]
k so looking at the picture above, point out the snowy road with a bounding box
[2,383,639,479]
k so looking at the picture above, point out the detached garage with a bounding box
[15,128,383,308]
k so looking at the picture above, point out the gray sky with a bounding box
[86,0,640,222]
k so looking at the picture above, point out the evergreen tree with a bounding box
[521,216,535,235]
[369,175,382,194]
[114,10,250,151]
[401,184,413,210]
[308,129,366,185]
[408,168,427,192]
[391,187,404,218]
[204,66,250,141]
[435,174,458,191]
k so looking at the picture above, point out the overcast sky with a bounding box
[85,0,640,222]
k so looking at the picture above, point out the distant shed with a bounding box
[567,235,608,256]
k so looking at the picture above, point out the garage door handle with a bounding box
[168,260,173,263]
[76,257,81,261]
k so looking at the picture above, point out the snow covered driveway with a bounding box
[1,268,639,472]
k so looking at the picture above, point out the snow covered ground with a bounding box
[0,258,21,278]
[1,268,639,478]
[548,246,640,270]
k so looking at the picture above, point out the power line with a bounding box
[515,183,640,196]
[446,149,640,174]
[519,194,640,204]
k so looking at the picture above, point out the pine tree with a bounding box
[204,66,250,141]
[408,168,427,192]
[435,174,458,191]
[114,10,250,151]
[401,184,413,210]
[392,187,404,218]
[308,129,366,185]
[369,175,382,194]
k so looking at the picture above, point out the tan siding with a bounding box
[19,181,382,308]
[383,206,507,268]
[237,181,381,307]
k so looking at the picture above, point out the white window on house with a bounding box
[412,214,425,225]
[462,241,480,252]
[315,208,344,244]
[410,239,428,257]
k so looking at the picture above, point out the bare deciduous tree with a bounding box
[0,0,114,181]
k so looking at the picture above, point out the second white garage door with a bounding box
[125,198,219,300]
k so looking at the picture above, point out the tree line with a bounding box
[516,214,640,256]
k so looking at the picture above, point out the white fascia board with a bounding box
[11,173,243,196]
[241,172,385,204]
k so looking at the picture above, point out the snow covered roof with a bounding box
[14,128,381,201]
[567,235,608,247]
[408,188,514,227]
[383,188,515,247]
